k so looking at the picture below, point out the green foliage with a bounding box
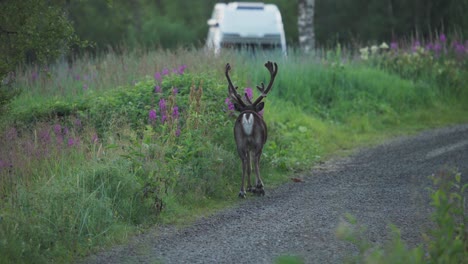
[426,171,468,262]
[264,102,322,172]
[0,159,156,263]
[315,0,468,46]
[0,83,20,119]
[336,171,468,263]
[1,47,467,263]
[0,0,87,119]
[362,42,468,100]
[0,0,83,78]
[275,255,304,264]
[68,0,218,50]
[64,0,468,51]
[249,51,438,125]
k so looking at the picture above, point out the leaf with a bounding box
[106,144,119,149]
[290,177,304,183]
[461,183,468,193]
[455,173,461,183]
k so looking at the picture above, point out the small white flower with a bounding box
[371,45,379,54]
[359,47,369,60]
[359,47,369,54]
[380,42,389,49]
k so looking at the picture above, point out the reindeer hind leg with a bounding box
[253,150,265,196]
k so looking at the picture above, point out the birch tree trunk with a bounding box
[298,0,315,53]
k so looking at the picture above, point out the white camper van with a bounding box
[206,2,287,54]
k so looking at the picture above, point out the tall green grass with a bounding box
[0,46,467,263]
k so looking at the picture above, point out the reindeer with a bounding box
[225,61,278,198]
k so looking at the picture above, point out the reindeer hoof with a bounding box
[252,188,265,196]
[247,186,254,193]
[238,191,246,198]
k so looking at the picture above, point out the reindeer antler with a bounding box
[225,63,247,107]
[225,61,278,109]
[252,61,278,106]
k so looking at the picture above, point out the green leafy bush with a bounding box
[336,171,468,263]
[359,39,468,100]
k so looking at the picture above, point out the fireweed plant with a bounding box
[358,34,468,98]
[0,43,467,263]
[0,62,235,263]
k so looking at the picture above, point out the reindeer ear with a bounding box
[234,103,243,112]
[255,102,265,112]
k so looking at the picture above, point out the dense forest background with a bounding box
[67,0,468,50]
[1,0,467,79]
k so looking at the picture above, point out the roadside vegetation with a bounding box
[1,35,467,262]
[336,170,468,264]
[276,170,468,264]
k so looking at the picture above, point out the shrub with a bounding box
[359,36,468,99]
[336,170,468,263]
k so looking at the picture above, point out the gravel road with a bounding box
[82,124,468,264]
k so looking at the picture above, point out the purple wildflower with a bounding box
[154,85,162,93]
[162,68,170,75]
[56,135,63,145]
[175,128,181,137]
[412,40,421,52]
[23,141,35,156]
[6,127,17,141]
[432,42,442,57]
[53,124,62,136]
[161,114,167,124]
[149,109,157,122]
[390,41,398,50]
[173,87,178,95]
[245,87,253,100]
[83,84,88,90]
[154,72,162,82]
[159,98,167,113]
[453,41,465,54]
[440,33,446,43]
[172,106,179,119]
[74,74,81,81]
[39,129,51,144]
[74,119,82,128]
[31,71,38,81]
[68,138,75,147]
[178,65,187,74]
[92,134,98,144]
[225,97,235,111]
[258,109,264,117]
[425,43,433,51]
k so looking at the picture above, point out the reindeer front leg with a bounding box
[246,151,254,193]
[239,153,249,198]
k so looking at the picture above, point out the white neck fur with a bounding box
[241,113,254,135]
